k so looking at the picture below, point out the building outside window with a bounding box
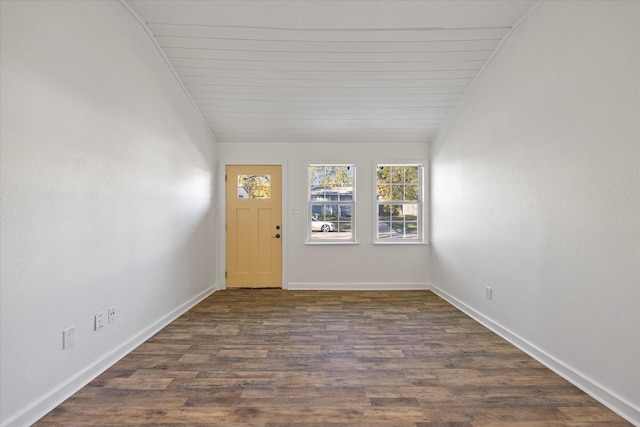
[308,165,355,243]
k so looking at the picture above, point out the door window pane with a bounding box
[238,174,271,199]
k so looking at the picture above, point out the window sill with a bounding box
[373,240,429,245]
[305,240,359,245]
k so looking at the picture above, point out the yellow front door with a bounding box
[226,165,282,288]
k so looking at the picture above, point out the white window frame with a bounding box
[307,164,356,244]
[374,163,425,244]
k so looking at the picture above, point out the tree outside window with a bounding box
[237,174,271,199]
[376,165,422,241]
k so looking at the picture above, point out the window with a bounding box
[376,164,423,242]
[237,174,271,199]
[308,165,355,242]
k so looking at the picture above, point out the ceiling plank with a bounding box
[126,1,537,143]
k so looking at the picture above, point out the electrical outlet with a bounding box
[63,327,75,349]
[95,312,105,330]
[108,307,116,323]
[486,286,493,301]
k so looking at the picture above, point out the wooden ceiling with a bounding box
[126,1,537,144]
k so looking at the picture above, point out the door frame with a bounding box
[219,160,288,290]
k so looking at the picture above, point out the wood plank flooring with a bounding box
[36,290,631,426]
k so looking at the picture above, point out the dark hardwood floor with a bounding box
[36,290,631,426]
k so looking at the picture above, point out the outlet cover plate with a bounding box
[95,312,104,330]
[486,286,493,301]
[63,327,75,349]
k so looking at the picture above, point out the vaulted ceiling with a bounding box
[126,1,537,144]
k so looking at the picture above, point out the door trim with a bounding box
[219,160,288,290]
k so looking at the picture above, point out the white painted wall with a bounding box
[220,142,430,289]
[430,1,639,423]
[0,2,218,425]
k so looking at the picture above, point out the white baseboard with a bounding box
[430,285,640,426]
[3,285,218,427]
[286,282,430,291]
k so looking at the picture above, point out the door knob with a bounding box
[276,225,281,230]
[273,233,281,239]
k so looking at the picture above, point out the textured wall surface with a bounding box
[0,2,217,425]
[431,1,639,423]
